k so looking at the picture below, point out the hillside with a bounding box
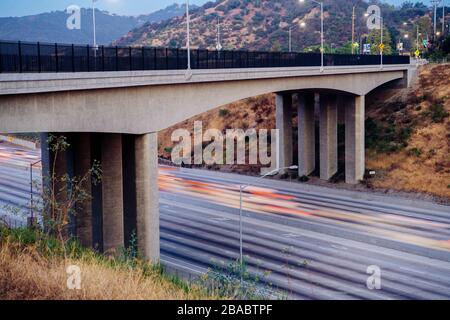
[0,4,193,45]
[158,64,450,199]
[117,0,432,52]
[366,64,450,198]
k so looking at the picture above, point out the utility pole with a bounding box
[92,0,98,56]
[443,0,446,35]
[431,0,441,35]
[352,6,356,54]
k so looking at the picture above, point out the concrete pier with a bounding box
[135,133,160,262]
[73,133,93,247]
[276,93,293,173]
[101,134,125,255]
[296,92,316,177]
[345,95,366,184]
[320,94,338,180]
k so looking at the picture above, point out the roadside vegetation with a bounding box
[366,64,450,198]
[0,226,211,300]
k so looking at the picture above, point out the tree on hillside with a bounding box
[367,25,393,55]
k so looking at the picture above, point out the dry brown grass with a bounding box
[0,239,209,300]
[367,64,450,198]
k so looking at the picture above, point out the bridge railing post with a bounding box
[102,46,105,71]
[165,48,169,70]
[0,42,2,73]
[142,46,146,70]
[18,41,23,73]
[115,46,119,71]
[37,42,41,73]
[86,45,90,72]
[54,43,58,73]
[71,44,75,72]
[129,47,132,71]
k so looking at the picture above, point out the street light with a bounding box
[365,11,384,69]
[92,0,98,52]
[238,165,298,275]
[299,0,324,72]
[288,22,307,52]
[185,0,192,79]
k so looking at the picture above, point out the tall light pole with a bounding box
[238,165,298,278]
[288,22,306,52]
[431,0,441,35]
[365,12,384,69]
[289,27,292,52]
[300,0,324,72]
[186,0,192,78]
[443,0,446,35]
[352,6,356,54]
[92,0,98,51]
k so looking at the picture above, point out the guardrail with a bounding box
[0,40,410,73]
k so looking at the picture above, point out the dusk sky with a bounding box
[0,0,439,18]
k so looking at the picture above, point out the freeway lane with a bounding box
[0,143,450,299]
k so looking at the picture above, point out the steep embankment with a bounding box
[158,64,450,199]
[366,64,450,198]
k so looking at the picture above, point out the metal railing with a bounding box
[0,40,411,74]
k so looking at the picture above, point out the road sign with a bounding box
[216,43,222,51]
[397,42,404,51]
[415,49,421,58]
[363,44,371,54]
[379,43,385,52]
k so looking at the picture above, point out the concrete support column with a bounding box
[101,134,124,254]
[73,133,93,248]
[296,92,316,177]
[345,95,366,184]
[275,93,293,173]
[319,94,338,180]
[135,133,160,262]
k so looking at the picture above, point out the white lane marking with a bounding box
[283,233,301,238]
[208,217,232,222]
[331,244,348,251]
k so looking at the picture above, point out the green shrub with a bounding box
[219,108,230,117]
[407,147,422,157]
[424,104,449,123]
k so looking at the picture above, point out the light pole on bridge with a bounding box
[185,0,192,80]
[299,0,324,72]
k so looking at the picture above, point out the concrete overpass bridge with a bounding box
[0,41,414,261]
